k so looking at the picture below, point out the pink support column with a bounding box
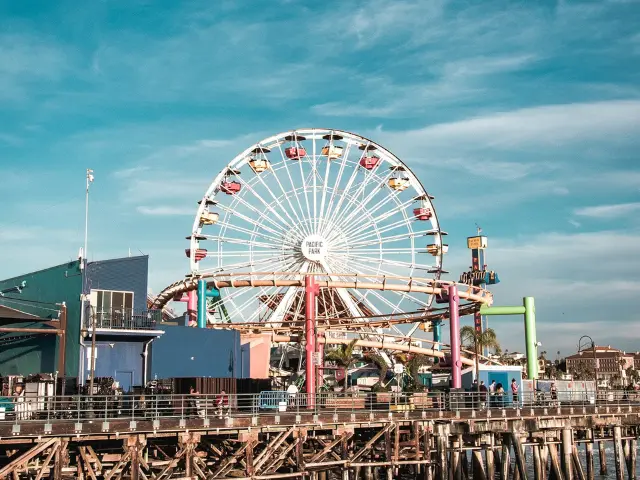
[187,290,197,327]
[305,275,319,408]
[448,284,462,389]
[316,333,324,391]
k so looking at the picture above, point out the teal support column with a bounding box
[523,296,538,379]
[433,320,442,363]
[197,279,207,329]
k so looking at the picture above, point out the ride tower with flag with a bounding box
[459,227,500,357]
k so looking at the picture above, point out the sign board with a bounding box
[467,236,488,250]
[393,364,404,375]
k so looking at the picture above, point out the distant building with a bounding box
[634,352,640,370]
[505,352,525,361]
[565,345,634,385]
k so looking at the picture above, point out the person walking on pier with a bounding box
[511,378,519,408]
[489,380,497,407]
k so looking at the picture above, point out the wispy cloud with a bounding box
[0,33,70,102]
[376,100,640,149]
[574,202,640,218]
[137,206,194,216]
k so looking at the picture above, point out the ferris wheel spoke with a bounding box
[213,218,288,246]
[323,261,405,341]
[274,144,312,237]
[218,195,293,238]
[296,148,314,233]
[269,162,311,237]
[318,259,365,320]
[344,228,435,249]
[320,143,353,234]
[332,218,411,248]
[254,168,311,239]
[196,254,297,275]
[320,152,363,237]
[234,174,301,236]
[326,160,386,232]
[330,168,398,237]
[204,235,293,251]
[337,252,435,274]
[336,198,416,244]
[318,142,346,234]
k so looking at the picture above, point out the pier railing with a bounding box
[2,389,640,425]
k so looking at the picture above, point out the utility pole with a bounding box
[80,169,94,387]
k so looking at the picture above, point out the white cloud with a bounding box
[574,202,640,218]
[0,33,70,101]
[137,206,194,216]
[377,100,640,149]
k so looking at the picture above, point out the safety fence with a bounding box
[1,389,639,424]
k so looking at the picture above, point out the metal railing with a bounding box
[84,308,162,331]
[2,389,639,425]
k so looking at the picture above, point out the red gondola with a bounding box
[359,155,381,170]
[221,181,241,195]
[185,248,208,262]
[413,207,432,221]
[285,147,306,159]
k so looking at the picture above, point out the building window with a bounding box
[94,290,134,314]
[89,290,135,329]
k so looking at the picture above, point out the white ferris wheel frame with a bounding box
[188,128,446,334]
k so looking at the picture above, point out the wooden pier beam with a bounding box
[548,443,564,480]
[613,425,625,480]
[436,430,448,480]
[540,441,549,480]
[562,428,574,480]
[501,434,511,480]
[512,432,528,480]
[533,442,542,480]
[452,436,462,480]
[585,429,594,480]
[486,434,495,480]
[472,446,487,480]
[571,444,586,480]
[630,435,638,480]
[599,428,608,476]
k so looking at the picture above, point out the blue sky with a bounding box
[1,0,639,357]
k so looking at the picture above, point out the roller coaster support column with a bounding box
[187,290,197,327]
[479,297,538,379]
[197,280,207,329]
[433,321,442,364]
[448,284,462,389]
[305,275,320,407]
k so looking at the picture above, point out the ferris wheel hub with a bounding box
[301,234,328,263]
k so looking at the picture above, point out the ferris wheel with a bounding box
[186,129,448,336]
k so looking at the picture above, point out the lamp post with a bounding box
[578,335,598,399]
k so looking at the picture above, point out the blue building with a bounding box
[0,255,161,391]
[0,254,249,390]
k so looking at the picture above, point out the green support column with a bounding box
[479,298,538,380]
[523,296,538,379]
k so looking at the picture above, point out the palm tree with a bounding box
[406,354,431,391]
[365,351,388,391]
[326,339,359,390]
[460,326,500,388]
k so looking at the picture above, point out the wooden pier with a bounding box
[1,403,639,479]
